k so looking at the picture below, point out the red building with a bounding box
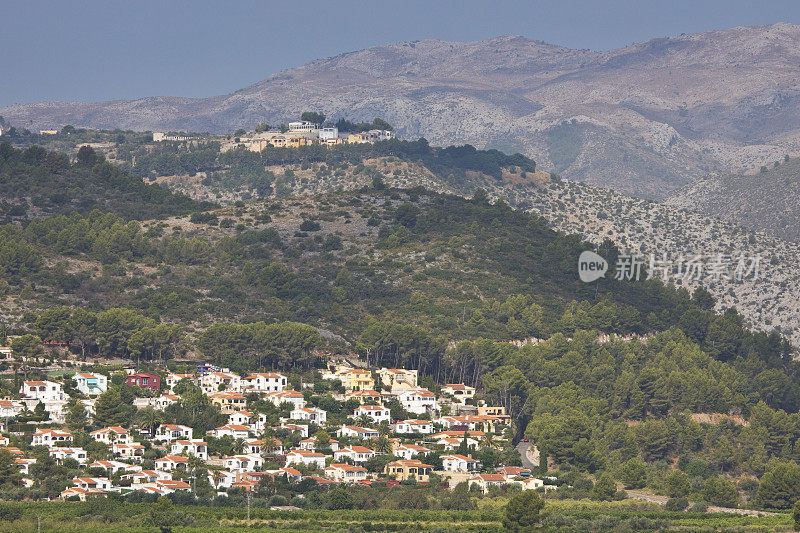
[126,373,161,392]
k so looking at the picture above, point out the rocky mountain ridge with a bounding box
[6,23,800,197]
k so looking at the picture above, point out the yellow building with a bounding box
[336,368,374,392]
[384,459,433,482]
[208,392,246,414]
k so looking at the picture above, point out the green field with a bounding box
[0,499,790,532]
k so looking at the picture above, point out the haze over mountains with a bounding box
[4,23,800,197]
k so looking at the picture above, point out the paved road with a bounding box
[515,441,539,469]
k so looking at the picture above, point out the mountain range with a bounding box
[5,23,800,197]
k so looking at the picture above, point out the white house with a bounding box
[154,424,193,442]
[354,405,390,424]
[112,443,145,462]
[337,426,379,440]
[285,449,326,469]
[265,390,306,410]
[210,424,252,440]
[333,446,375,464]
[468,473,508,494]
[89,460,140,475]
[442,454,480,473]
[224,454,263,473]
[325,463,367,483]
[290,407,327,424]
[0,400,24,418]
[398,389,439,415]
[228,410,254,426]
[14,457,36,475]
[200,371,242,393]
[71,476,112,491]
[279,422,310,438]
[20,381,67,402]
[393,419,434,434]
[392,444,433,460]
[170,440,208,461]
[165,373,195,391]
[72,373,108,395]
[155,455,188,471]
[31,428,72,447]
[90,426,130,445]
[50,447,88,464]
[243,372,287,393]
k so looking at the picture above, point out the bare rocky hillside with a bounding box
[666,156,800,241]
[6,23,800,197]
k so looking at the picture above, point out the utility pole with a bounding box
[247,489,251,527]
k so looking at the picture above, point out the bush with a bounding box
[299,220,321,232]
[689,500,709,513]
[666,497,689,511]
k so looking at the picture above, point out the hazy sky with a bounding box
[3,0,800,107]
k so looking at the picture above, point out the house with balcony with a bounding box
[398,389,439,415]
[200,371,242,393]
[125,373,161,392]
[264,390,306,410]
[376,368,418,393]
[154,424,193,442]
[285,449,326,469]
[112,443,145,462]
[392,443,433,460]
[325,463,368,483]
[337,426,379,439]
[290,406,327,424]
[442,454,480,473]
[392,419,434,434]
[224,454,263,473]
[384,459,433,482]
[155,455,188,471]
[333,445,375,464]
[50,447,88,464]
[170,440,208,461]
[354,404,390,424]
[441,384,476,404]
[242,372,287,393]
[73,373,108,395]
[210,424,252,440]
[90,426,130,445]
[31,428,72,447]
[208,391,246,414]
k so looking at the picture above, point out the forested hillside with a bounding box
[2,147,800,513]
[0,143,211,221]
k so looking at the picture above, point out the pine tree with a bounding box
[93,388,129,427]
[65,398,88,430]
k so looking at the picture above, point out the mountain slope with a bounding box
[5,24,800,197]
[0,143,211,221]
[665,156,800,241]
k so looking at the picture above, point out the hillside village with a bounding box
[0,346,539,503]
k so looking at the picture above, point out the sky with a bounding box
[3,0,800,108]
